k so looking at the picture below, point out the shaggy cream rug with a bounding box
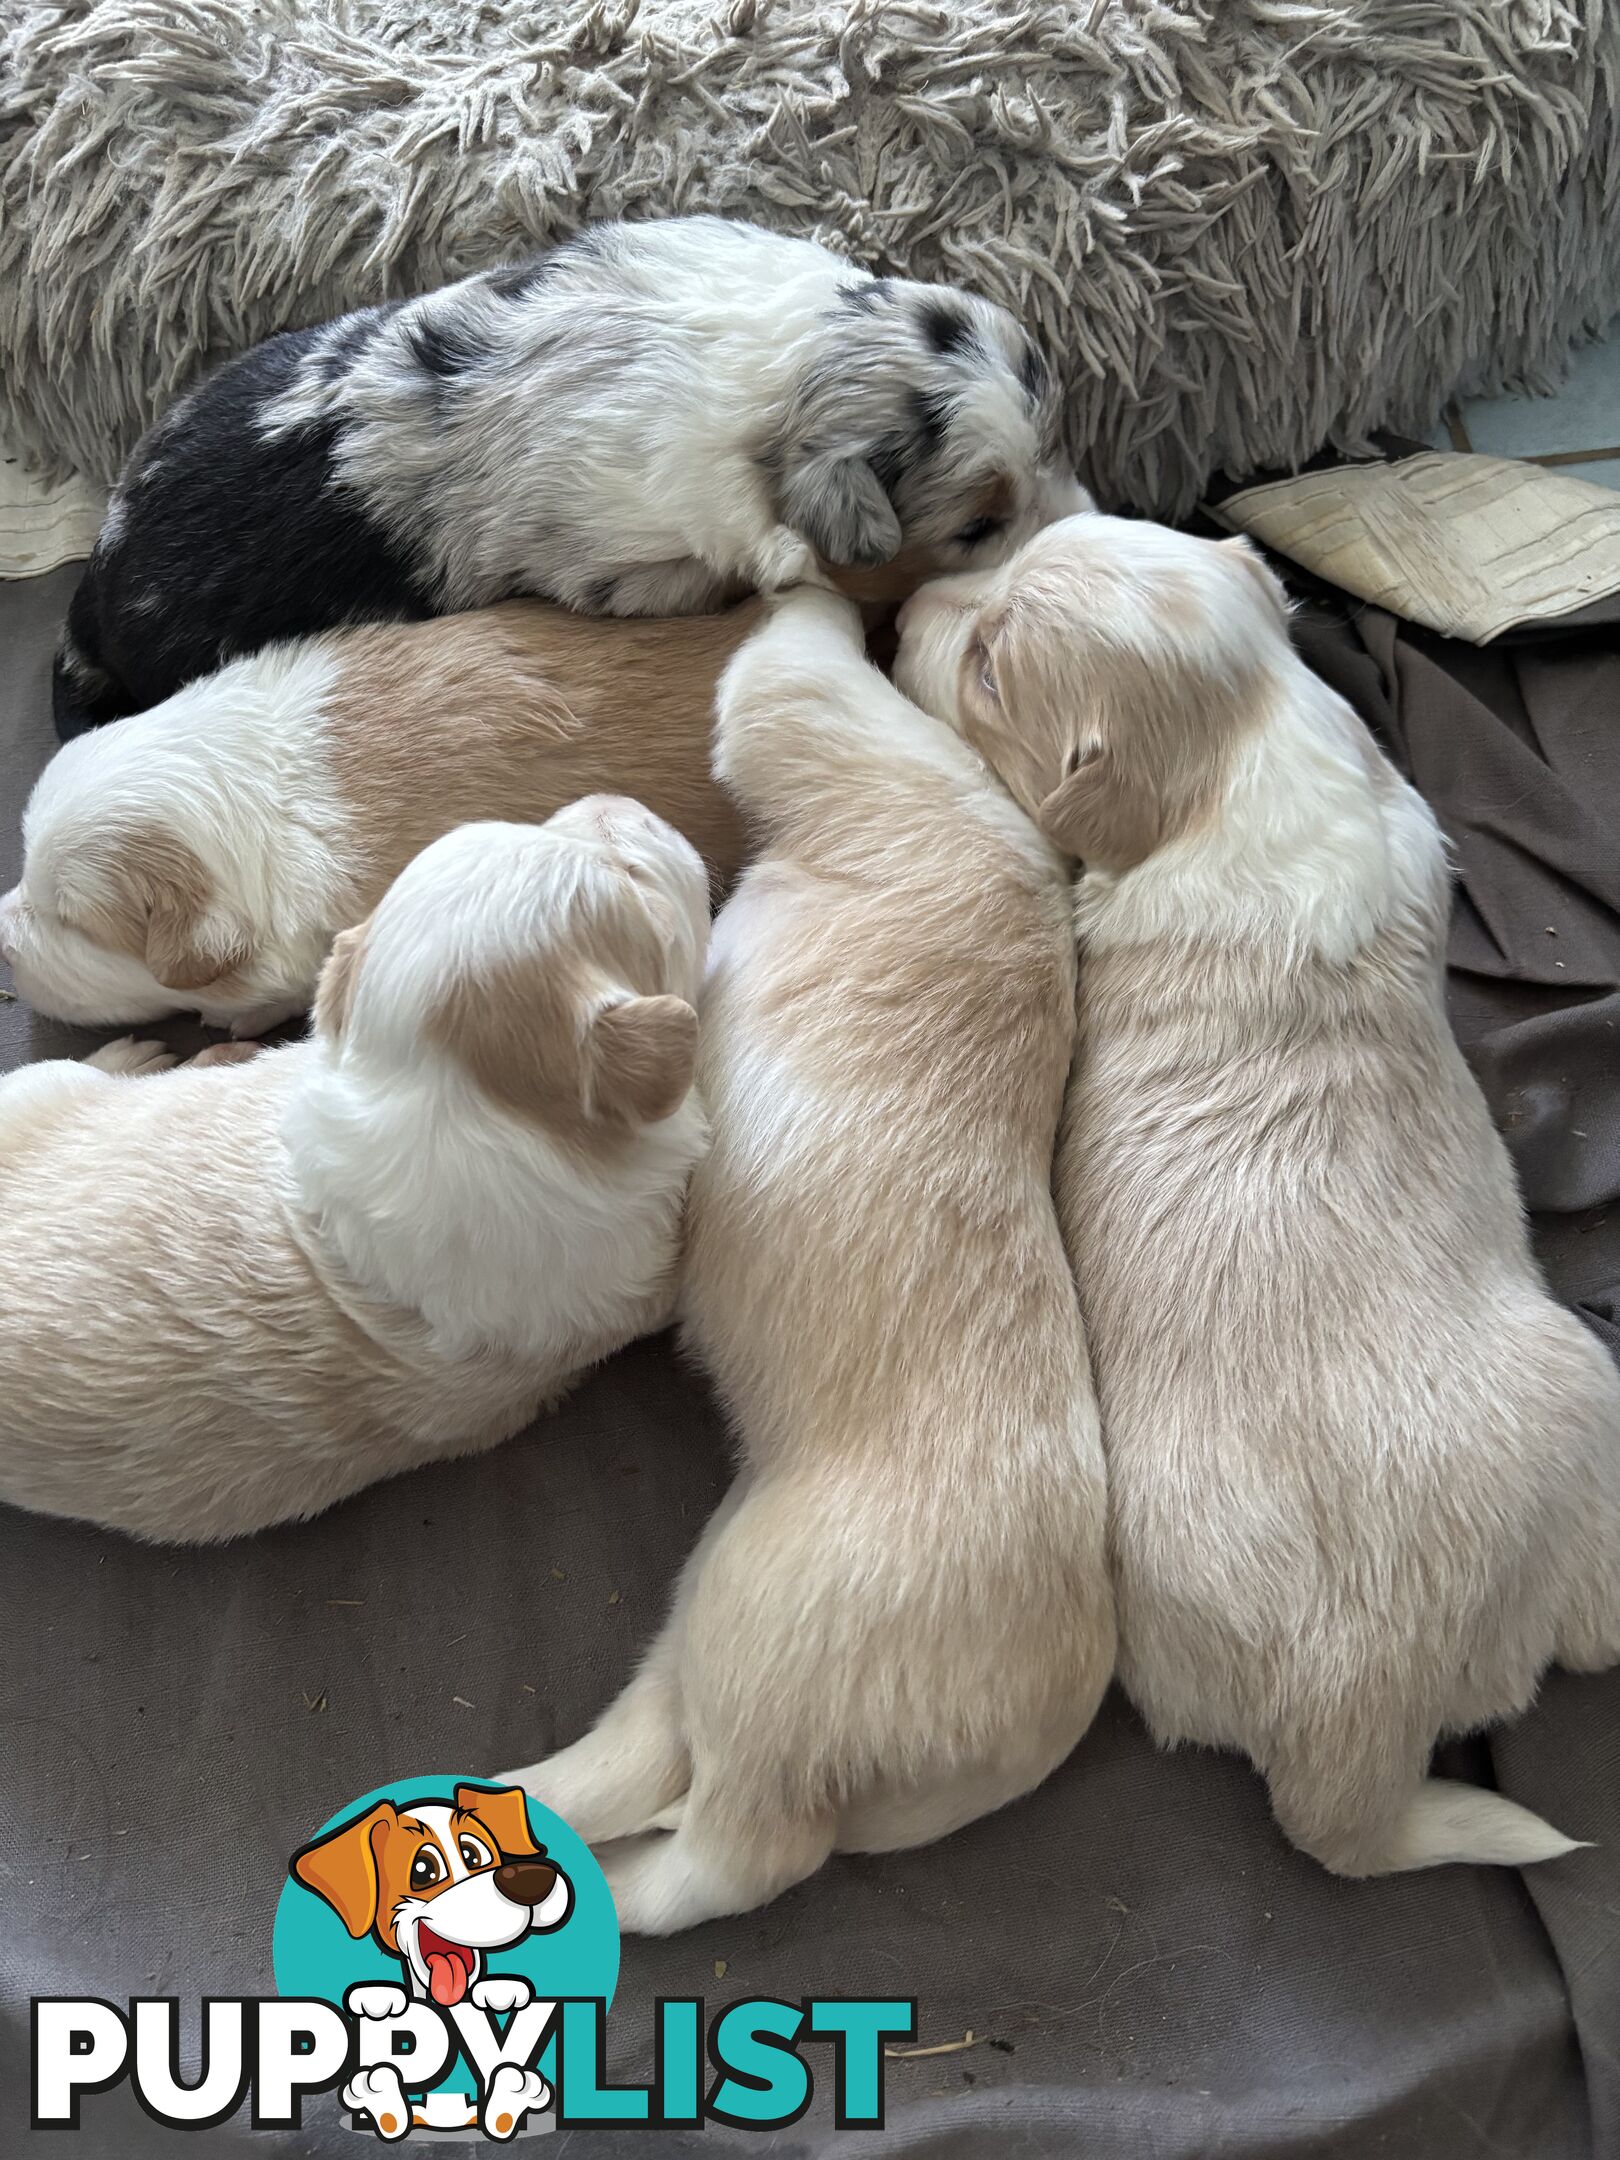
[3,0,1619,513]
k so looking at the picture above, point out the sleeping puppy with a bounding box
[896,514,1620,1875]
[505,589,1115,1933]
[54,215,1083,734]
[0,802,708,1543]
[4,600,754,1033]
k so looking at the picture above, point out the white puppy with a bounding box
[506,590,1115,1932]
[3,601,755,1033]
[897,514,1620,1874]
[0,802,708,1543]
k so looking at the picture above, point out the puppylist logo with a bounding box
[32,1776,917,2138]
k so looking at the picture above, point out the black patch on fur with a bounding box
[866,432,906,499]
[321,301,402,382]
[839,278,894,315]
[54,324,436,736]
[865,387,953,503]
[918,297,974,357]
[1019,341,1049,404]
[489,254,553,302]
[582,576,619,613]
[51,607,126,737]
[409,313,489,383]
[908,385,953,455]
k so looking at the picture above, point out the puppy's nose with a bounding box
[494,1859,559,1908]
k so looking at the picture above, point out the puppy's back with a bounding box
[1066,899,1620,1749]
[322,601,756,914]
[0,1057,549,1541]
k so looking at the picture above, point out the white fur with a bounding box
[505,589,1114,1931]
[0,803,709,1543]
[896,514,1620,1876]
[2,639,347,1030]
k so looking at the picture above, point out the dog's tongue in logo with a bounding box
[420,1927,476,2008]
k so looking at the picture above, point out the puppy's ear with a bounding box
[289,1801,394,1939]
[587,994,698,1125]
[1037,746,1162,872]
[454,1783,539,1860]
[777,452,903,569]
[431,950,589,1133]
[313,922,369,1041]
[146,896,253,992]
[63,823,253,991]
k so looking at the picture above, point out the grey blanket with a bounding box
[1,562,1617,2157]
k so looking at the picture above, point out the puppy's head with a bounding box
[314,801,707,1146]
[1,729,258,1025]
[893,515,1289,870]
[768,277,1088,599]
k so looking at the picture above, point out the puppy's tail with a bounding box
[1372,1780,1587,1873]
[1268,1717,1587,1876]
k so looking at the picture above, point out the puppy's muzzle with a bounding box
[494,1859,558,1908]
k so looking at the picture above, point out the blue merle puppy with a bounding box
[54,217,1083,737]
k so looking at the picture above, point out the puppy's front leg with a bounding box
[712,588,892,827]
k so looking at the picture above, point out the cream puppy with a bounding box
[3,601,754,1035]
[506,589,1115,1933]
[897,514,1620,1875]
[0,802,708,1543]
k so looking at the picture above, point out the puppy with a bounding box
[0,803,708,1543]
[505,589,1114,1933]
[896,514,1620,1875]
[5,600,753,1033]
[55,215,1083,733]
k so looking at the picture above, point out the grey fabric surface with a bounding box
[2,563,1617,2158]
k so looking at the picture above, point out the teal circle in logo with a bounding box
[273,1775,618,2106]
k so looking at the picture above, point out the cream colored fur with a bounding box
[504,588,1114,1932]
[897,514,1620,1876]
[0,803,709,1543]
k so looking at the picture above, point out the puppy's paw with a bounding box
[470,1974,532,2014]
[86,1036,176,1076]
[188,1040,262,1068]
[482,2063,550,2140]
[225,999,304,1039]
[345,1982,409,2022]
[749,524,822,593]
[343,2064,412,2141]
[762,583,864,644]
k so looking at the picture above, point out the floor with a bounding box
[1434,314,1620,489]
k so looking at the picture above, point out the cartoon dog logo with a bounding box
[290,1782,572,2139]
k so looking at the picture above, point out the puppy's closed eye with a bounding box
[955,516,1005,550]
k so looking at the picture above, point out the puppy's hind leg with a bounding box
[1264,1700,1580,1875]
[1555,1487,1620,1676]
[501,1482,752,1842]
[602,1772,837,1937]
[85,1035,178,1076]
[506,1644,689,1848]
